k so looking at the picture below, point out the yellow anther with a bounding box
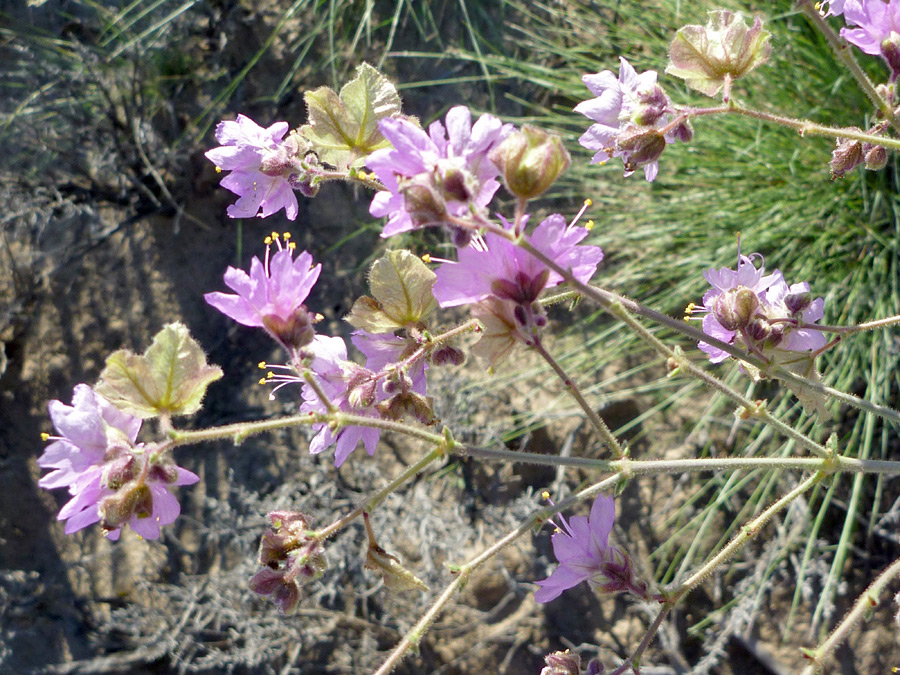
[215,166,222,173]
[288,242,296,249]
[599,160,608,166]
[264,236,272,245]
[271,231,280,240]
[283,232,291,240]
[41,432,50,441]
[583,198,592,207]
[258,361,267,369]
[267,371,274,379]
[541,490,550,500]
[258,378,267,385]
[422,253,432,263]
[683,302,696,321]
[585,220,594,231]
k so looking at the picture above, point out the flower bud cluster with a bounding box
[249,511,326,614]
[830,122,890,178]
[694,252,826,364]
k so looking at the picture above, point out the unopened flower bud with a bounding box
[876,83,896,109]
[617,128,667,174]
[489,125,571,200]
[881,32,900,80]
[713,287,759,331]
[784,291,812,315]
[440,166,472,202]
[382,369,413,396]
[830,132,864,178]
[102,453,137,490]
[249,567,301,614]
[744,316,771,342]
[290,172,320,198]
[259,151,292,176]
[864,143,888,171]
[430,345,465,366]
[99,481,153,532]
[287,542,327,581]
[400,179,447,227]
[670,118,694,143]
[450,225,474,249]
[376,391,435,425]
[348,379,377,408]
[262,305,316,349]
[258,511,315,566]
[541,650,583,675]
[632,85,670,127]
[147,461,179,485]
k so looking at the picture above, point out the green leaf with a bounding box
[95,322,223,419]
[345,250,437,332]
[300,63,402,169]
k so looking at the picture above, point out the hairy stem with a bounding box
[531,336,626,459]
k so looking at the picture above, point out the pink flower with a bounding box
[575,57,686,181]
[39,385,198,540]
[206,114,300,220]
[367,106,512,241]
[38,384,140,491]
[432,214,603,307]
[694,253,826,363]
[300,336,382,467]
[205,235,321,350]
[535,495,641,603]
[839,1,900,54]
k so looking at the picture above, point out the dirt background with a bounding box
[1,1,899,674]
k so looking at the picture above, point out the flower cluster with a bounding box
[367,106,513,244]
[38,385,198,540]
[693,252,827,364]
[206,236,433,467]
[575,57,691,181]
[206,115,312,221]
[535,494,645,603]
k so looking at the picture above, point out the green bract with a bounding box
[95,322,223,419]
[346,250,437,333]
[665,10,772,98]
[300,63,403,169]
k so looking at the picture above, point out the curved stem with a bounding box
[670,471,825,599]
[315,444,446,540]
[799,554,900,673]
[531,336,626,459]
